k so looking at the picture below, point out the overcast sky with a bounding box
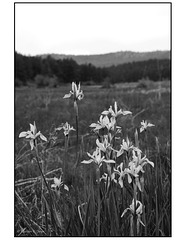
[15,3,170,56]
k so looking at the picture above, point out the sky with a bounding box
[15,3,171,56]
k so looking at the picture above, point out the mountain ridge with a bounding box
[39,50,170,68]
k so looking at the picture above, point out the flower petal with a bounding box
[40,133,47,142]
[33,121,37,135]
[119,177,124,188]
[89,123,97,128]
[64,185,69,191]
[54,177,61,187]
[30,123,35,133]
[117,149,123,157]
[101,110,109,115]
[114,102,117,114]
[121,208,130,218]
[103,159,115,164]
[147,123,155,127]
[81,159,93,164]
[127,173,132,184]
[122,110,132,115]
[19,131,28,138]
[96,139,106,152]
[63,93,72,99]
[30,140,34,150]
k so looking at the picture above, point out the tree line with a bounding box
[15,52,171,87]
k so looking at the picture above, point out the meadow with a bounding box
[15,80,171,236]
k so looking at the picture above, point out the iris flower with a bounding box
[114,162,127,188]
[19,121,47,150]
[96,138,111,153]
[90,115,120,132]
[51,176,69,191]
[100,172,117,188]
[81,147,115,168]
[63,82,84,101]
[102,101,132,119]
[124,150,154,191]
[121,199,145,227]
[55,122,75,136]
[140,120,155,133]
[131,150,154,171]
[117,137,135,157]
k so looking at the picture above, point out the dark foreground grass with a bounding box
[15,82,171,236]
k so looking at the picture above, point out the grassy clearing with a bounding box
[15,81,171,236]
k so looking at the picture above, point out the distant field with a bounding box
[15,81,171,236]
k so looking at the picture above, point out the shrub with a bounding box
[35,74,48,88]
[136,78,155,89]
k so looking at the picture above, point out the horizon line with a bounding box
[15,49,170,57]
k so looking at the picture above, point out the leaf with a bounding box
[134,129,139,148]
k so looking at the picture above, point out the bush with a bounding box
[136,78,155,89]
[48,75,58,88]
[101,77,112,88]
[35,74,48,88]
[34,74,59,88]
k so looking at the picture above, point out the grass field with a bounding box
[15,81,171,236]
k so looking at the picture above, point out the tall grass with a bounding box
[15,82,171,236]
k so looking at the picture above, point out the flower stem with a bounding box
[145,131,149,157]
[133,181,138,236]
[97,168,101,236]
[41,159,44,226]
[34,146,51,194]
[34,147,58,234]
[74,101,79,168]
[64,135,69,183]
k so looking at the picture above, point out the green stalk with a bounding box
[64,135,69,183]
[130,214,134,236]
[97,167,101,236]
[41,158,44,226]
[34,145,57,234]
[155,137,159,236]
[141,177,147,236]
[145,130,149,158]
[74,100,79,208]
[133,180,138,236]
[74,101,79,167]
[35,141,45,226]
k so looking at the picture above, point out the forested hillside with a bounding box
[40,50,170,67]
[15,52,171,87]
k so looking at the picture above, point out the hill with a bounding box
[40,50,170,68]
